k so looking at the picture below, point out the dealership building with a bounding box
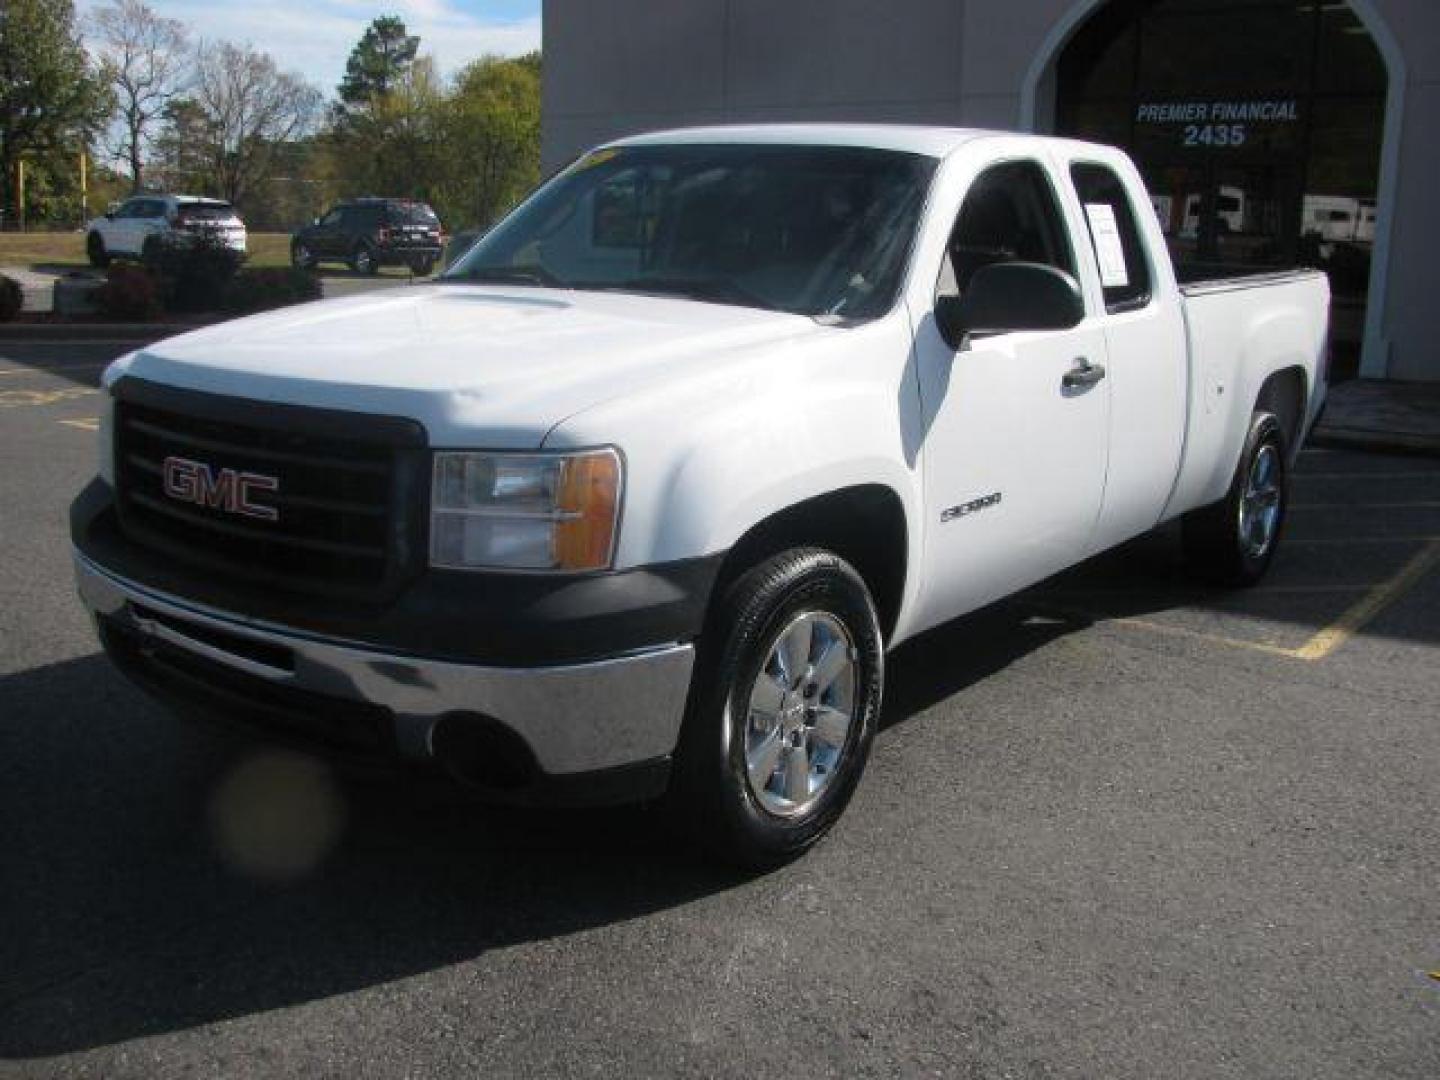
[543,0,1439,382]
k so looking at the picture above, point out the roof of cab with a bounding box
[609,123,1007,159]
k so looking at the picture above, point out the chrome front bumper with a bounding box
[74,552,695,780]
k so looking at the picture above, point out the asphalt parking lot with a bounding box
[1,343,1437,1078]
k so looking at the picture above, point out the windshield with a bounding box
[443,144,936,320]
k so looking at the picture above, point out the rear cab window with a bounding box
[1070,162,1153,312]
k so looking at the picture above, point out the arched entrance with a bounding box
[1023,0,1402,380]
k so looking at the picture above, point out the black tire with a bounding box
[668,548,884,868]
[141,235,162,268]
[1182,410,1288,586]
[351,244,378,275]
[291,242,315,270]
[86,232,110,269]
[409,256,436,276]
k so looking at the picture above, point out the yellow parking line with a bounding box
[1022,537,1440,662]
[1290,538,1440,660]
[59,417,100,431]
[0,362,111,376]
[0,387,98,408]
[1108,615,1296,658]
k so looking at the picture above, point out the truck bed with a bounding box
[1164,268,1330,521]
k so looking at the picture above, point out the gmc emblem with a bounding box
[162,455,280,521]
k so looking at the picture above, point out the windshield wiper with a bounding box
[583,276,780,312]
[442,265,566,288]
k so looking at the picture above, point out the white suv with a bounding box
[86,195,247,267]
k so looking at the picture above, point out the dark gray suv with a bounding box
[291,198,443,276]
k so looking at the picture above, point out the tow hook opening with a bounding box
[429,712,538,790]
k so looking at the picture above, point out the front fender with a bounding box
[545,310,929,641]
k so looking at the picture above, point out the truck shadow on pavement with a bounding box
[0,599,1091,1059]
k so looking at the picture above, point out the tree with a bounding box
[92,0,189,193]
[149,96,214,193]
[0,0,111,224]
[337,15,418,110]
[324,55,446,203]
[189,40,322,206]
[441,53,541,229]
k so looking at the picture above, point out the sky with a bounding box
[75,1,543,96]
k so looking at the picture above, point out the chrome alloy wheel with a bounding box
[743,610,858,817]
[1239,442,1282,558]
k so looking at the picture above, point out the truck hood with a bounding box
[112,285,822,447]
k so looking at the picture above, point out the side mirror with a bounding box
[104,211,115,220]
[936,261,1085,347]
[312,216,320,226]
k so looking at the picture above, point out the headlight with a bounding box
[429,449,622,572]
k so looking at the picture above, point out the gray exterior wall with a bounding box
[543,0,1440,382]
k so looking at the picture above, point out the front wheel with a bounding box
[668,548,884,868]
[86,232,110,269]
[351,244,378,275]
[1182,410,1288,586]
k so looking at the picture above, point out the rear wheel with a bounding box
[1183,410,1288,586]
[409,255,436,276]
[668,548,883,867]
[86,232,110,269]
[351,244,378,275]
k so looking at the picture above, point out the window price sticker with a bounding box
[1084,202,1130,288]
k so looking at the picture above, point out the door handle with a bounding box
[1062,359,1107,389]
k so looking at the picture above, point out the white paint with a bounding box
[107,128,1328,653]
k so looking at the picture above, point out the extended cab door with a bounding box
[910,157,1110,633]
[1060,155,1189,552]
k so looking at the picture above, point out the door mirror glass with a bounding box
[937,261,1085,345]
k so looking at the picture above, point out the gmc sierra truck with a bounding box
[72,126,1328,865]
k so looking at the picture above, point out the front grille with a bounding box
[113,381,426,600]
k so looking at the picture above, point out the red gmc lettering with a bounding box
[162,456,279,521]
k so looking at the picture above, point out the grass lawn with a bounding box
[0,232,409,276]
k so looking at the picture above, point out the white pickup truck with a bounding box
[72,126,1327,864]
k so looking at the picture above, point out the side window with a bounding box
[140,199,166,219]
[937,160,1076,300]
[1070,163,1153,312]
[592,171,645,249]
[115,200,141,219]
[318,208,342,227]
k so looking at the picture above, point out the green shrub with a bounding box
[96,265,163,322]
[221,267,323,316]
[147,233,243,313]
[0,275,21,322]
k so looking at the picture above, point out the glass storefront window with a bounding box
[1056,0,1386,374]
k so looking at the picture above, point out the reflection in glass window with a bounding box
[1056,0,1387,372]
